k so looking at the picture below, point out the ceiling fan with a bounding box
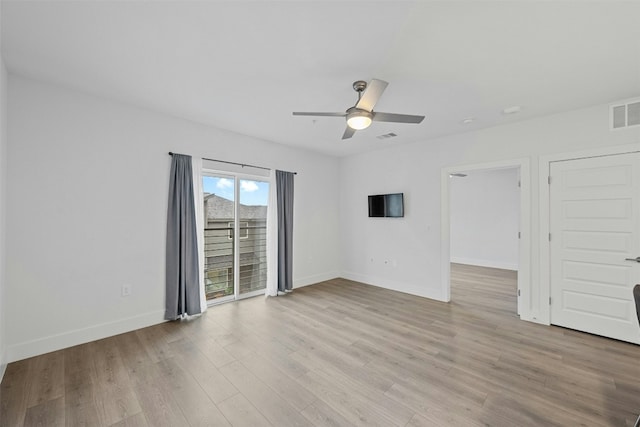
[293,78,425,140]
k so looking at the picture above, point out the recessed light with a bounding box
[461,117,475,124]
[502,106,521,115]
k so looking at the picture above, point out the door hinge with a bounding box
[518,180,521,188]
[518,289,521,297]
[548,176,551,185]
[549,233,552,241]
[549,297,552,305]
[518,231,521,239]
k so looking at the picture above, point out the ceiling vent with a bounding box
[376,132,397,140]
[610,98,640,130]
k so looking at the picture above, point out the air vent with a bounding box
[376,132,397,140]
[610,98,640,130]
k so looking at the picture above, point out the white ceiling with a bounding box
[2,1,640,157]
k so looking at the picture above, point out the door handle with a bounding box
[625,257,640,262]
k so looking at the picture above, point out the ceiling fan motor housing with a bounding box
[353,80,368,93]
[346,107,373,130]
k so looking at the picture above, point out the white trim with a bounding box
[202,167,269,183]
[6,310,165,363]
[540,142,640,164]
[295,271,341,289]
[539,142,640,327]
[440,171,451,302]
[341,271,446,301]
[0,362,6,384]
[206,288,265,306]
[239,288,266,299]
[442,158,531,320]
[450,257,518,271]
[207,293,235,307]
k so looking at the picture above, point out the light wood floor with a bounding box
[2,264,640,426]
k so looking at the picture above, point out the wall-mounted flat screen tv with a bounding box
[368,193,404,218]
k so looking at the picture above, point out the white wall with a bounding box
[450,168,519,270]
[339,101,640,320]
[0,33,8,378]
[5,75,341,362]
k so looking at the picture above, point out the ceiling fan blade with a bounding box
[342,126,356,140]
[355,79,388,112]
[373,112,425,124]
[292,112,346,117]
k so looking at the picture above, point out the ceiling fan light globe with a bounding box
[347,116,372,130]
[346,110,373,130]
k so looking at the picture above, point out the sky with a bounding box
[203,176,269,206]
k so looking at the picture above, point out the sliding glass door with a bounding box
[202,172,269,303]
[238,179,268,296]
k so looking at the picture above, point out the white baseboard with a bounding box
[340,271,447,302]
[294,271,340,289]
[450,257,518,271]
[6,309,165,363]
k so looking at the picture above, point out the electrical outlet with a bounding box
[121,284,131,297]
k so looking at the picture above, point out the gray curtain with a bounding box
[634,284,640,325]
[276,170,295,292]
[165,154,201,320]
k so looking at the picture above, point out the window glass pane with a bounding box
[203,175,235,300]
[239,179,269,295]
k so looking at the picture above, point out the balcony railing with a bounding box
[204,223,267,300]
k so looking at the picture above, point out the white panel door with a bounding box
[550,152,640,344]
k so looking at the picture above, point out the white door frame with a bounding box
[539,142,640,326]
[441,158,531,318]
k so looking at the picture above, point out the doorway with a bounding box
[441,158,531,318]
[449,168,520,315]
[202,172,270,304]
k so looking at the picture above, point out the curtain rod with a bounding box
[168,152,297,175]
